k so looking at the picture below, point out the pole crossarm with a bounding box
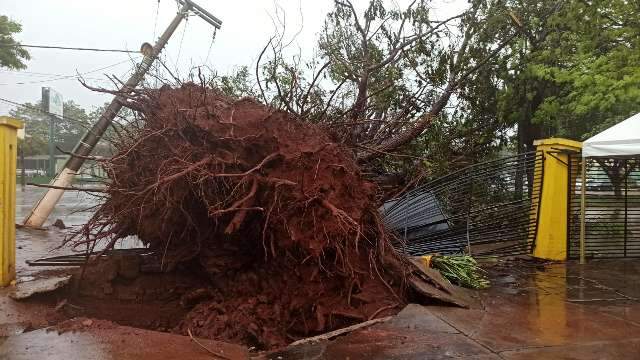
[178,0,222,29]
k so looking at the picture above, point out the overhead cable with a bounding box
[0,43,138,53]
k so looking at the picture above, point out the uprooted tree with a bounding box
[71,84,411,348]
[67,0,566,350]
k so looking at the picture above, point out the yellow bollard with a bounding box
[0,117,23,286]
[531,138,582,260]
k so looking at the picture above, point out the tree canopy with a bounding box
[33,0,633,183]
[0,15,29,69]
[476,0,640,154]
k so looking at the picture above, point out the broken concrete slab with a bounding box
[406,257,476,308]
[9,275,72,300]
[0,321,250,360]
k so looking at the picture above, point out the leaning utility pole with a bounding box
[23,0,222,228]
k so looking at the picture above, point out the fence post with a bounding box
[532,138,582,260]
[0,117,23,286]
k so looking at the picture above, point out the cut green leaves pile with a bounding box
[430,255,490,289]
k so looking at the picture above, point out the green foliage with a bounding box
[203,0,640,182]
[210,66,257,99]
[430,255,490,289]
[9,100,92,156]
[17,135,46,156]
[0,15,29,69]
[529,0,640,140]
[479,0,640,148]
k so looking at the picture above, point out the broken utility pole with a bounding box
[23,0,222,228]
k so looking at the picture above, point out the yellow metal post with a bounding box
[532,138,582,260]
[0,117,23,286]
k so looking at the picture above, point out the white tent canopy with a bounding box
[583,112,640,157]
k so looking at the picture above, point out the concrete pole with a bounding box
[23,2,194,228]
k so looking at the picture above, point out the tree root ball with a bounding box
[74,83,406,349]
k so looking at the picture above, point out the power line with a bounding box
[174,16,189,72]
[0,69,106,82]
[0,58,139,86]
[153,0,161,40]
[203,28,218,65]
[0,43,138,53]
[157,57,182,85]
[1,69,101,78]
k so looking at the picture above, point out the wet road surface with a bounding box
[1,319,249,360]
[3,187,640,359]
[14,186,140,279]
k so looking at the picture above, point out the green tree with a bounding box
[210,66,257,99]
[476,0,640,151]
[259,0,520,165]
[9,100,92,156]
[9,102,47,157]
[455,0,640,195]
[0,15,30,69]
[531,0,640,140]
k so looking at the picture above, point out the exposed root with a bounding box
[68,84,407,349]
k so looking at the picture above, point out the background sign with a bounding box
[42,87,63,118]
[42,87,63,177]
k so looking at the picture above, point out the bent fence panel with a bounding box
[382,151,544,257]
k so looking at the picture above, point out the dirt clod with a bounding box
[52,219,66,229]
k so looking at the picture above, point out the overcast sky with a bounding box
[1,0,464,116]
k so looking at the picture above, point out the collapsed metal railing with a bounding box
[382,151,544,257]
[568,155,640,258]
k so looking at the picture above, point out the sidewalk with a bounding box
[273,260,640,359]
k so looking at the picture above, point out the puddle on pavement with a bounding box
[14,187,145,283]
[529,267,570,344]
[15,187,101,227]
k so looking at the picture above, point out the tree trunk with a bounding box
[358,82,454,161]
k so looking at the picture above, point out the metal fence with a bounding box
[568,155,640,258]
[382,151,544,257]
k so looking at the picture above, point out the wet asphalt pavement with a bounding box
[14,186,140,279]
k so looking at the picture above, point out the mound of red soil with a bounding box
[74,84,405,349]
